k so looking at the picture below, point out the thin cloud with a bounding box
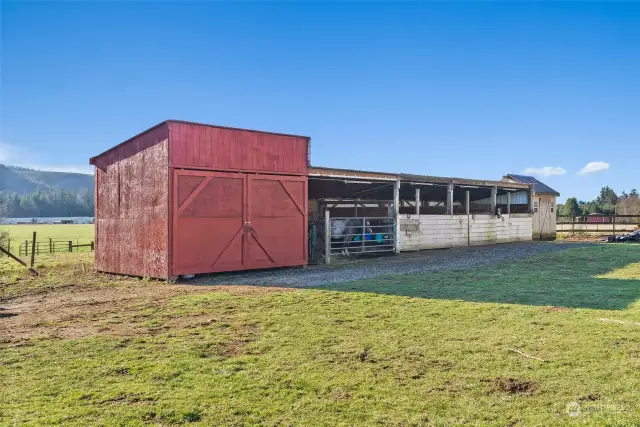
[0,142,93,175]
[522,166,566,177]
[578,161,609,176]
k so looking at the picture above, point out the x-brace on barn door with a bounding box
[172,170,307,276]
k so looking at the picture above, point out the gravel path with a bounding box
[188,241,589,287]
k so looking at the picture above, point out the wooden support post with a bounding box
[25,240,28,257]
[91,241,95,251]
[466,190,470,247]
[0,246,38,275]
[507,192,511,215]
[324,210,331,264]
[30,232,36,268]
[613,209,616,238]
[446,183,454,215]
[69,240,73,252]
[394,179,400,254]
[49,238,52,254]
[491,186,497,216]
[465,190,470,215]
[529,189,534,213]
[415,187,420,216]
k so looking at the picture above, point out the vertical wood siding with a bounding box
[91,123,169,170]
[95,139,169,279]
[169,121,309,174]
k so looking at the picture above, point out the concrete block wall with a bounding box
[399,214,532,251]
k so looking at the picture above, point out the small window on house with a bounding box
[533,201,538,213]
[551,202,554,213]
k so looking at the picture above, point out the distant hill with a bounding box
[0,164,93,193]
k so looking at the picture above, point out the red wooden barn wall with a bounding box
[93,124,170,279]
[168,121,309,174]
[92,120,309,279]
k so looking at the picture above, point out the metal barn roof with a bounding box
[503,174,560,196]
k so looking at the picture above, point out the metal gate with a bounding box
[325,215,396,263]
[172,170,307,275]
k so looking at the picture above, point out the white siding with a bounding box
[399,214,532,251]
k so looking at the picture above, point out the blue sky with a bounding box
[1,2,638,202]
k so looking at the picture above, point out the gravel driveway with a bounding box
[188,241,588,287]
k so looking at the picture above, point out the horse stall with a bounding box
[307,167,399,264]
[396,174,533,250]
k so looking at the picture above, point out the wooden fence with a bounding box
[1,238,95,257]
[557,215,640,234]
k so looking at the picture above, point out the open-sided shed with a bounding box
[90,120,310,279]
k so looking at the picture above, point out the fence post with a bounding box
[324,210,331,265]
[30,232,36,268]
[25,240,29,257]
[572,216,575,235]
[49,238,52,254]
[362,217,366,252]
[466,190,470,247]
[394,179,401,254]
[69,241,73,252]
[612,211,616,238]
[91,241,95,251]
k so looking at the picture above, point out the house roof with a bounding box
[503,174,560,196]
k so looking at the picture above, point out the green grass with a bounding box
[0,224,94,270]
[315,244,640,310]
[0,223,94,243]
[1,245,640,425]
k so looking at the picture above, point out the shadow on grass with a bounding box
[310,245,640,310]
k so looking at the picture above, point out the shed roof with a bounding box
[310,166,530,190]
[503,174,560,196]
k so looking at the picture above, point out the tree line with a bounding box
[0,187,94,218]
[557,186,640,217]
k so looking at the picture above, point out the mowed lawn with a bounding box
[1,245,639,425]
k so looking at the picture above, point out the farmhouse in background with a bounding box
[502,174,560,240]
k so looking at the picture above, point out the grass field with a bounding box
[0,224,94,243]
[1,244,639,425]
[0,224,94,270]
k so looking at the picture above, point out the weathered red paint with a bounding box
[171,171,307,275]
[169,121,309,174]
[94,138,170,278]
[91,120,309,279]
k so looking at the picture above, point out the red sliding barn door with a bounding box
[172,170,307,276]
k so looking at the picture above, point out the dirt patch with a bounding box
[491,377,537,394]
[545,306,570,312]
[0,277,290,345]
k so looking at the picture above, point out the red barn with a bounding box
[90,120,309,279]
